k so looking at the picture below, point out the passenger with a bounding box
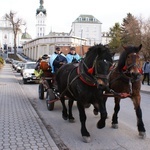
[66,47,81,63]
[35,57,42,71]
[49,46,67,73]
[39,54,50,72]
[35,54,51,77]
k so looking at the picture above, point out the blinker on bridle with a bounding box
[83,55,111,80]
[122,53,142,74]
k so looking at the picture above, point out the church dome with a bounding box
[36,7,46,15]
[36,0,46,15]
[21,32,32,39]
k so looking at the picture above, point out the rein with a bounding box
[60,57,110,98]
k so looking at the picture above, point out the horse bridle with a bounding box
[59,56,112,98]
[122,53,142,81]
[108,53,142,95]
[80,56,111,87]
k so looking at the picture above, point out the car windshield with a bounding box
[26,63,36,69]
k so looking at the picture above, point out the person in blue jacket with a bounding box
[50,46,67,73]
[66,47,81,63]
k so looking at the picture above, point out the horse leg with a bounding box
[68,99,75,122]
[60,97,68,120]
[112,98,120,129]
[97,97,107,129]
[77,101,91,143]
[132,96,146,138]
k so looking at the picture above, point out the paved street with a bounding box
[0,64,59,150]
[1,63,150,150]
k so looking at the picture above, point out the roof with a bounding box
[73,14,102,24]
[36,0,46,15]
[21,32,32,39]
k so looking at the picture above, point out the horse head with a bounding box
[118,44,142,80]
[83,44,113,88]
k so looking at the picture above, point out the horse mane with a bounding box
[117,45,141,72]
[85,44,113,64]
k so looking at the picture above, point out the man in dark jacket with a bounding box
[66,47,81,63]
[49,46,67,73]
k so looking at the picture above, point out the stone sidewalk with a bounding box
[0,64,59,150]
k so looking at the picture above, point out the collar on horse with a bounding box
[60,57,110,98]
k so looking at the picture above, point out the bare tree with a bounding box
[5,11,26,58]
[140,17,150,60]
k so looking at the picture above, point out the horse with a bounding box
[56,44,113,142]
[103,44,146,138]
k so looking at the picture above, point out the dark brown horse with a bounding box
[103,44,146,138]
[56,44,113,142]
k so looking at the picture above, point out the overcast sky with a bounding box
[0,0,150,38]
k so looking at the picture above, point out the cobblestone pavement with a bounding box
[0,64,59,150]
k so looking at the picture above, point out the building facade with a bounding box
[23,32,87,61]
[101,32,111,45]
[70,14,102,46]
[0,16,22,52]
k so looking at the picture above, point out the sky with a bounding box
[0,0,150,39]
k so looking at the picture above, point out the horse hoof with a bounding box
[139,132,146,139]
[69,118,75,123]
[62,115,68,120]
[82,136,91,143]
[112,124,118,129]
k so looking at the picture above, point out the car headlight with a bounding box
[23,72,31,77]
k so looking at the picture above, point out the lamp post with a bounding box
[80,29,83,56]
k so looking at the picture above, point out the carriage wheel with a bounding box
[39,83,44,99]
[46,89,55,111]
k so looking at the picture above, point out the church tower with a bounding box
[36,0,47,37]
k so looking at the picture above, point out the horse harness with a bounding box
[109,52,142,96]
[60,57,110,98]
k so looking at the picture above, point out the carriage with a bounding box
[38,70,59,111]
[37,44,146,142]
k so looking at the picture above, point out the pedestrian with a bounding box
[142,59,150,85]
[49,46,67,73]
[66,47,81,63]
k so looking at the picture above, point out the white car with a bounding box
[16,62,25,73]
[22,62,38,84]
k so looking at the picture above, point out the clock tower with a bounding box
[36,0,47,37]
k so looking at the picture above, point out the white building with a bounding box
[36,0,47,38]
[0,16,22,52]
[101,32,112,45]
[23,32,87,61]
[70,14,102,46]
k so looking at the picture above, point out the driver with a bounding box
[49,46,67,73]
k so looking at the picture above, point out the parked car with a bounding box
[22,62,39,84]
[12,60,21,70]
[16,62,25,73]
[5,58,13,64]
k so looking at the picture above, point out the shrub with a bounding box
[0,56,4,64]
